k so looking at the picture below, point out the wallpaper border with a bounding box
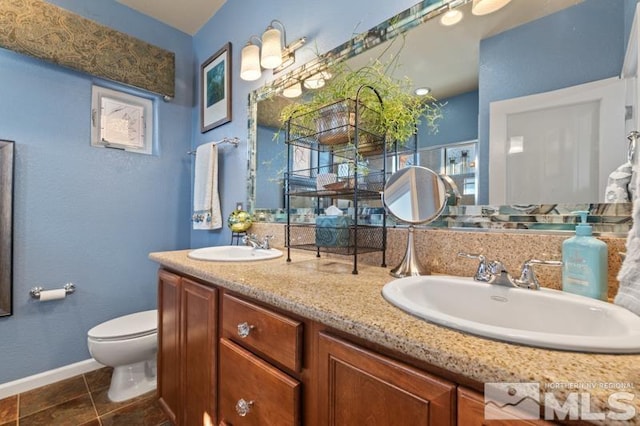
[0,0,175,98]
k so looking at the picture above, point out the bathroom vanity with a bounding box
[151,249,639,425]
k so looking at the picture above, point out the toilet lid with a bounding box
[88,309,157,341]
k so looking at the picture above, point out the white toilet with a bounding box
[87,309,158,402]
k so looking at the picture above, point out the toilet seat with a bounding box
[88,309,157,342]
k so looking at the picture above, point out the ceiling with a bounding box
[116,0,226,35]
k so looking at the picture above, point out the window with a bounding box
[91,85,154,155]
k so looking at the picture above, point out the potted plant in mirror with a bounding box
[280,58,443,152]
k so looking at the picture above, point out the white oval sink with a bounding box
[382,275,640,353]
[188,246,283,262]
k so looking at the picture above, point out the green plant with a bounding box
[280,55,443,147]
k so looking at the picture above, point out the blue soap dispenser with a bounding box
[562,211,608,300]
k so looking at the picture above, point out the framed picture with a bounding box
[201,42,232,133]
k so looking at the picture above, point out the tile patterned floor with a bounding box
[0,367,170,426]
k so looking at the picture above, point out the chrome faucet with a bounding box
[242,233,274,250]
[458,253,562,290]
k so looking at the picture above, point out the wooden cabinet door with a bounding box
[181,278,217,426]
[318,332,455,426]
[457,387,555,426]
[158,269,181,424]
[218,338,301,426]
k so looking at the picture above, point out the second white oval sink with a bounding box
[382,275,640,353]
[188,246,283,262]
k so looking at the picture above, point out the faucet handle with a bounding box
[515,259,563,290]
[457,252,484,261]
[457,252,491,282]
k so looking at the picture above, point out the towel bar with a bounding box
[188,137,240,155]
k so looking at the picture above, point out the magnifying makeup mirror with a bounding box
[383,166,447,277]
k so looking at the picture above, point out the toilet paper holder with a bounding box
[29,283,76,300]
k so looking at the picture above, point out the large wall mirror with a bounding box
[0,140,14,317]
[247,0,636,233]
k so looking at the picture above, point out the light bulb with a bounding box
[282,82,302,98]
[472,0,511,16]
[440,9,463,26]
[240,43,261,81]
[261,27,283,69]
[303,71,331,89]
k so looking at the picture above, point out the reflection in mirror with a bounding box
[384,166,447,224]
[421,140,477,204]
[0,140,14,317]
[383,166,447,277]
[488,77,625,205]
[248,0,635,232]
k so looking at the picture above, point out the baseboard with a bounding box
[0,358,104,399]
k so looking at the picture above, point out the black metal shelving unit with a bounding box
[284,87,388,274]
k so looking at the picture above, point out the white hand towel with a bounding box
[604,162,633,203]
[192,142,222,230]
[615,164,640,315]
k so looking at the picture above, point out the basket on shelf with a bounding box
[288,98,384,152]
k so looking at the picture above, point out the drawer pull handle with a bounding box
[237,322,255,338]
[235,398,254,416]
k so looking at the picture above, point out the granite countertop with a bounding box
[149,249,640,423]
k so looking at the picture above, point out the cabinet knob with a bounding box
[237,322,255,338]
[235,398,254,417]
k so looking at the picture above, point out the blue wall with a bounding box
[0,1,193,382]
[419,90,479,148]
[477,0,628,203]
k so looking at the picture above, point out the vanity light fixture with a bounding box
[472,0,511,16]
[240,20,306,81]
[440,9,463,26]
[240,35,263,81]
[261,23,284,69]
[282,82,302,98]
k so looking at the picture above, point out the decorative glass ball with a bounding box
[227,209,253,232]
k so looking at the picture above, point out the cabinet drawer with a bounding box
[222,293,303,372]
[218,338,301,426]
